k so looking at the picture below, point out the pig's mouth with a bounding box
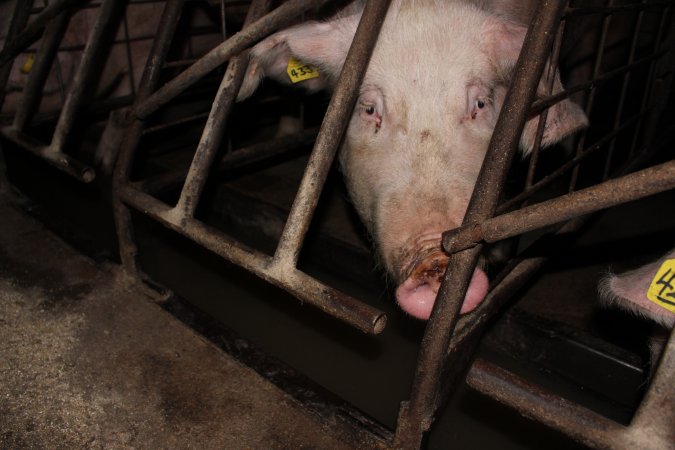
[395,249,488,320]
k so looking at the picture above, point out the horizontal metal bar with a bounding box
[134,0,331,119]
[0,127,95,182]
[117,184,387,335]
[443,158,675,254]
[466,358,628,449]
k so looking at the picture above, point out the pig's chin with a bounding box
[395,252,488,320]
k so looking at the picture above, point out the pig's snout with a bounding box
[395,251,488,320]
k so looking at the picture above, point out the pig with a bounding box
[599,248,675,329]
[237,0,588,319]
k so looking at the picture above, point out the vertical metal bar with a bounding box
[271,0,391,269]
[627,5,672,160]
[121,7,137,99]
[0,0,85,67]
[133,0,332,120]
[525,17,566,189]
[48,0,125,153]
[172,0,272,220]
[113,0,186,272]
[602,0,645,179]
[394,2,566,448]
[0,0,35,110]
[569,0,614,192]
[12,10,72,131]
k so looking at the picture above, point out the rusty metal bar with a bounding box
[444,159,675,254]
[467,323,675,450]
[0,0,35,110]
[394,2,567,448]
[12,10,72,131]
[113,0,187,273]
[117,184,387,334]
[171,0,272,220]
[0,0,86,67]
[137,128,318,195]
[48,0,125,153]
[0,127,95,182]
[133,0,332,119]
[466,358,627,449]
[272,0,391,269]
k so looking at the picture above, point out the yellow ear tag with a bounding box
[647,258,675,313]
[287,57,319,84]
[20,53,36,74]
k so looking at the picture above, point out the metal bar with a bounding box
[142,112,211,135]
[444,159,675,253]
[0,127,95,182]
[467,325,675,450]
[525,18,566,188]
[137,128,318,195]
[0,0,35,110]
[118,184,387,334]
[133,0,332,119]
[394,2,567,448]
[0,0,87,67]
[272,0,391,269]
[529,50,667,116]
[602,1,645,180]
[466,358,628,449]
[48,0,125,153]
[628,326,675,448]
[12,10,72,131]
[497,110,648,214]
[113,0,187,273]
[569,0,614,192]
[171,0,272,220]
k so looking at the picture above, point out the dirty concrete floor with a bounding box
[0,198,357,450]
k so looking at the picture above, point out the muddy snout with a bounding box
[395,251,488,320]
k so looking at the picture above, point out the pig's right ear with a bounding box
[237,15,360,101]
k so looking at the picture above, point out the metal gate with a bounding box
[1,0,674,448]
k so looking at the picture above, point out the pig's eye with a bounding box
[476,99,485,109]
[365,105,376,115]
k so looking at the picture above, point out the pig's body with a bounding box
[600,248,675,328]
[239,0,587,319]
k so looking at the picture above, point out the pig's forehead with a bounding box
[365,1,496,88]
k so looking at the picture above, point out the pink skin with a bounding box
[395,251,489,320]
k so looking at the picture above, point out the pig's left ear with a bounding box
[236,13,360,101]
[485,17,588,155]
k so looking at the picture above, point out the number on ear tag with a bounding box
[287,57,319,83]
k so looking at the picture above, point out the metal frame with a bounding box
[112,0,675,448]
[2,0,674,448]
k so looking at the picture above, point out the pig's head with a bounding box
[238,1,588,320]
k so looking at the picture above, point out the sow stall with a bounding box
[1,0,674,449]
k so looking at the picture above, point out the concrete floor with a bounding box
[0,198,359,449]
